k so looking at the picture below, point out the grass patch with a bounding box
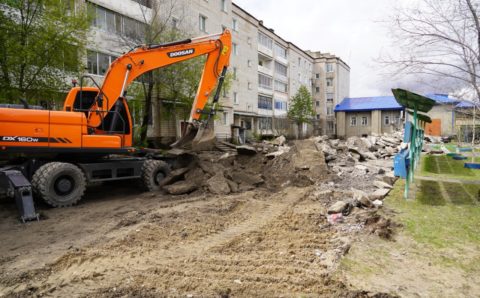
[420,155,479,179]
[463,184,480,203]
[388,180,480,250]
[443,182,475,205]
[417,180,446,206]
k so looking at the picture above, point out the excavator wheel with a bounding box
[141,160,170,191]
[32,162,86,207]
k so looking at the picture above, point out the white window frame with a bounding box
[327,106,333,116]
[350,116,357,126]
[222,112,228,125]
[199,14,207,32]
[326,63,334,72]
[233,43,238,55]
[232,18,238,31]
[384,115,390,125]
[361,116,368,126]
[233,92,238,104]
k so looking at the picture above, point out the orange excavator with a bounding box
[0,30,231,221]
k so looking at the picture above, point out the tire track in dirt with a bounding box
[3,187,309,297]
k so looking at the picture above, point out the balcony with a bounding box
[275,55,288,65]
[258,108,273,116]
[258,86,274,96]
[258,65,274,76]
[258,44,273,58]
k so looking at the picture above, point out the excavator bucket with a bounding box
[171,122,216,151]
[191,124,216,151]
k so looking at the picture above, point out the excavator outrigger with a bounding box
[0,30,231,221]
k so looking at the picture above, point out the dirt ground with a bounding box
[0,183,381,297]
[0,139,396,297]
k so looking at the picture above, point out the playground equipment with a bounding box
[392,89,435,199]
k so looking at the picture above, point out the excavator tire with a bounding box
[141,159,170,192]
[32,162,86,207]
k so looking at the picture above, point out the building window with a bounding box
[274,43,287,59]
[316,114,320,120]
[326,78,333,87]
[247,37,252,45]
[87,51,98,75]
[248,82,252,90]
[350,116,357,126]
[327,93,334,102]
[258,95,273,110]
[316,101,320,107]
[274,100,287,111]
[233,43,238,55]
[361,116,368,126]
[327,106,333,116]
[247,60,252,67]
[233,67,237,80]
[315,86,320,93]
[394,115,400,124]
[258,74,273,89]
[259,117,272,130]
[258,32,273,49]
[172,17,178,29]
[274,61,287,77]
[199,14,207,32]
[89,3,145,40]
[326,63,334,72]
[221,0,227,12]
[315,73,320,79]
[87,50,117,76]
[232,18,238,31]
[222,112,228,125]
[327,121,334,132]
[384,115,390,125]
[233,92,238,104]
[274,80,287,93]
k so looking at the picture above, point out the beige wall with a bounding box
[336,110,403,138]
[381,110,402,134]
[336,112,346,137]
[426,105,455,136]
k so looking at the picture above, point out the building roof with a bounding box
[424,93,460,104]
[455,100,476,108]
[334,96,404,112]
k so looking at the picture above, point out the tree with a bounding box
[382,0,480,144]
[121,1,206,146]
[0,0,89,105]
[287,85,315,139]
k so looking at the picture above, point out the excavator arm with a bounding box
[87,30,231,149]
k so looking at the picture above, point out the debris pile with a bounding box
[309,132,402,234]
[161,132,400,239]
[160,136,330,195]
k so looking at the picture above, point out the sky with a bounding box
[233,0,417,97]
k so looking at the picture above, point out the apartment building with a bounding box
[308,52,350,136]
[80,0,350,144]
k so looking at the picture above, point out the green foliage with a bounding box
[287,85,315,124]
[0,0,90,104]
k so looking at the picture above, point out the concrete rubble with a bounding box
[158,131,402,237]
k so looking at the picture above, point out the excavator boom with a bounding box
[85,30,231,150]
